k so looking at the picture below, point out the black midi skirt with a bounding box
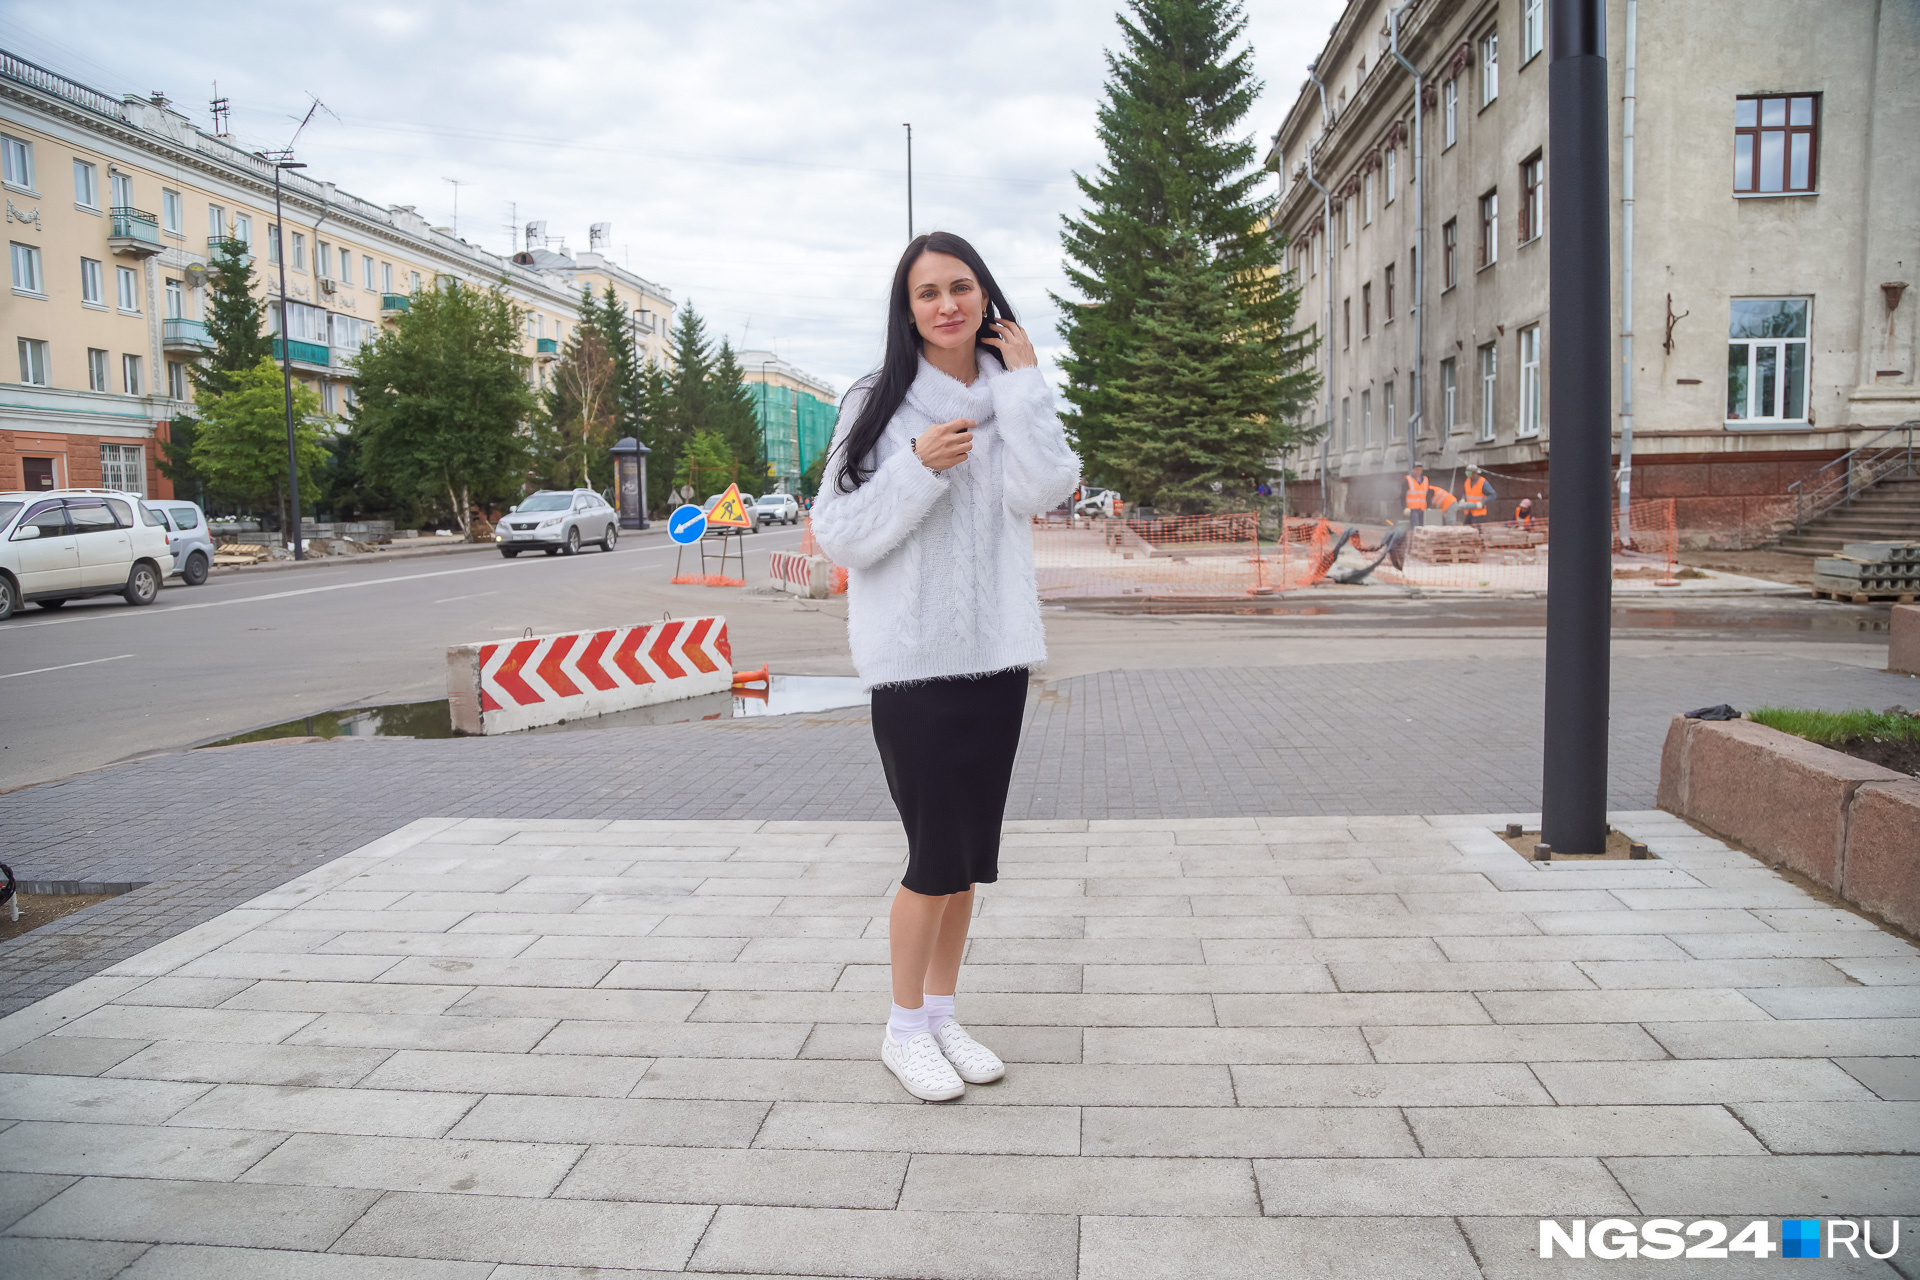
[870,666,1029,896]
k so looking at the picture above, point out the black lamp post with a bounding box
[1541,0,1613,855]
[264,155,308,560]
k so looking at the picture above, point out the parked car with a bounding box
[494,489,620,557]
[0,489,175,620]
[144,499,214,586]
[753,492,800,526]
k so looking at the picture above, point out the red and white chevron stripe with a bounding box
[447,617,733,734]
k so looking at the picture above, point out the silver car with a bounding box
[145,499,215,586]
[753,492,800,526]
[496,489,620,557]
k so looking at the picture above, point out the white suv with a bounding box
[0,489,175,620]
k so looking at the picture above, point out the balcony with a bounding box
[163,318,212,351]
[109,206,163,258]
[205,236,253,268]
[379,293,410,316]
[535,337,559,359]
[273,337,330,368]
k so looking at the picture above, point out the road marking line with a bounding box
[433,590,500,604]
[0,653,134,680]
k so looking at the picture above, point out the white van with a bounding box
[0,489,175,620]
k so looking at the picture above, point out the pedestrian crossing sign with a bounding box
[707,483,751,528]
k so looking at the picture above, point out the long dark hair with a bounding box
[834,231,1017,492]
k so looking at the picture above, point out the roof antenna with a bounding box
[443,177,468,238]
[209,81,230,137]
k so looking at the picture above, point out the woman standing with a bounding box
[811,232,1080,1101]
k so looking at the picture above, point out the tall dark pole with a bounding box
[269,158,308,560]
[903,123,913,241]
[1542,0,1612,855]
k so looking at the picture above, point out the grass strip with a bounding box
[1749,706,1920,746]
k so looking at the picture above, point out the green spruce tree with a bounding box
[649,304,716,507]
[1056,0,1313,499]
[710,340,767,488]
[160,237,275,505]
[590,285,646,446]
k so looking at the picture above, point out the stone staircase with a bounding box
[1777,475,1920,556]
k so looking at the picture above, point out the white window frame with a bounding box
[17,337,49,386]
[1481,30,1499,106]
[167,359,187,400]
[1726,296,1812,425]
[1,133,33,191]
[267,224,280,264]
[73,159,98,209]
[339,246,351,281]
[317,240,332,279]
[363,254,376,289]
[122,353,142,396]
[162,188,183,235]
[381,262,394,292]
[1442,357,1458,433]
[87,347,109,391]
[1385,147,1397,202]
[1341,396,1351,450]
[1517,325,1542,436]
[409,270,422,291]
[100,443,145,494]
[1479,190,1499,269]
[1384,379,1397,442]
[110,170,132,209]
[116,264,140,312]
[10,241,43,296]
[165,276,185,319]
[1444,79,1458,147]
[235,213,252,245]
[1478,342,1498,441]
[1362,171,1374,225]
[1523,0,1545,63]
[1362,388,1374,446]
[291,231,306,270]
[208,203,225,237]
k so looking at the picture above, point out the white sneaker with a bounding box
[881,1030,965,1101]
[931,1019,1005,1084]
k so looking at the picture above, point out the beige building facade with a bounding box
[1267,0,1917,543]
[2,49,674,502]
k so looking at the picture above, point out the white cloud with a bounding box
[2,0,1345,393]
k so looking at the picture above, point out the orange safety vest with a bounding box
[1462,476,1488,511]
[1404,474,1429,510]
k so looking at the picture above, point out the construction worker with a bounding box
[1403,462,1431,527]
[1461,467,1496,526]
[1512,497,1535,532]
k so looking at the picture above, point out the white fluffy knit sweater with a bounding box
[810,351,1081,689]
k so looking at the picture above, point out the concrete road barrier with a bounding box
[447,618,733,734]
[769,550,831,599]
[1891,604,1920,676]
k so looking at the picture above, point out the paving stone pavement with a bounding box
[1,652,1913,1017]
[0,812,1913,1278]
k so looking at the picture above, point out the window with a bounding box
[1362,283,1373,337]
[17,338,49,385]
[1384,380,1397,442]
[88,348,109,391]
[317,241,331,278]
[165,277,184,319]
[322,381,338,414]
[1734,95,1820,195]
[1341,396,1351,450]
[1384,264,1396,322]
[1385,147,1397,202]
[1442,357,1458,432]
[1308,232,1316,277]
[1726,297,1810,423]
[1342,297,1351,348]
[291,232,305,270]
[363,254,375,288]
[1362,170,1374,225]
[117,265,140,311]
[100,443,144,495]
[208,203,225,237]
[340,247,351,281]
[1442,219,1458,289]
[1362,389,1374,446]
[122,353,142,395]
[73,159,98,209]
[1481,31,1499,105]
[10,241,43,295]
[381,262,394,292]
[1413,373,1428,437]
[162,188,183,234]
[1518,325,1542,435]
[111,171,132,208]
[1444,78,1458,147]
[1519,154,1544,244]
[409,271,421,291]
[235,213,252,244]
[268,224,280,264]
[1523,0,1545,62]
[1478,190,1498,268]
[2,133,32,189]
[167,359,186,400]
[1478,342,1498,440]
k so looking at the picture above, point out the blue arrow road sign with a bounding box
[668,504,708,545]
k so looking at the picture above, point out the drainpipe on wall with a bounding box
[1388,0,1425,470]
[1617,0,1637,544]
[1305,62,1337,517]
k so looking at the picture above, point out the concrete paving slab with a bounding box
[1254,1155,1633,1216]
[1836,1056,1920,1101]
[1605,1154,1920,1215]
[0,1035,147,1077]
[1078,1216,1480,1280]
[1732,1101,1920,1154]
[1533,1059,1880,1105]
[690,1205,1077,1280]
[237,1132,582,1196]
[103,1040,391,1088]
[444,1094,768,1148]
[753,1100,1080,1155]
[331,1191,714,1270]
[356,1048,651,1096]
[1231,1062,1552,1107]
[1362,1023,1666,1063]
[1082,1025,1370,1064]
[1404,1105,1766,1157]
[1080,1106,1418,1158]
[557,1144,908,1208]
[1643,1018,1920,1060]
[0,1073,210,1125]
[0,1236,150,1280]
[0,1120,288,1179]
[0,1171,77,1231]
[899,1153,1260,1216]
[8,1176,379,1249]
[164,1081,476,1137]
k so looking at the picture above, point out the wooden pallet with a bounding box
[1811,579,1918,604]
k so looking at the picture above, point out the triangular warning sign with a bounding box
[708,482,751,528]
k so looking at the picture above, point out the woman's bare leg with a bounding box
[889,886,950,1008]
[924,886,974,997]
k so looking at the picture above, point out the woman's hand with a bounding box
[915,417,975,472]
[982,318,1038,370]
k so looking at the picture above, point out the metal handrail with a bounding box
[1787,421,1918,532]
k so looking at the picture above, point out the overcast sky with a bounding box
[2,0,1346,394]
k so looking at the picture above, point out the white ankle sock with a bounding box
[888,1002,927,1044]
[924,993,955,1034]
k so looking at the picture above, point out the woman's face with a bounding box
[907,251,985,353]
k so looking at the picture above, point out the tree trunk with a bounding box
[447,475,468,538]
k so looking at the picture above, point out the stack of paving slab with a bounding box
[1813,541,1920,601]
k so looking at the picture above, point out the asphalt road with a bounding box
[0,523,838,789]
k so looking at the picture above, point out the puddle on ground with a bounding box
[204,675,870,746]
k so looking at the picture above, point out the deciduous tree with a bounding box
[189,356,329,532]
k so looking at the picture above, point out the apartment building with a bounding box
[1266,0,1916,543]
[1,49,674,501]
[737,349,838,493]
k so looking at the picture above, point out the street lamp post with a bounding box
[1541,0,1613,855]
[265,155,308,560]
